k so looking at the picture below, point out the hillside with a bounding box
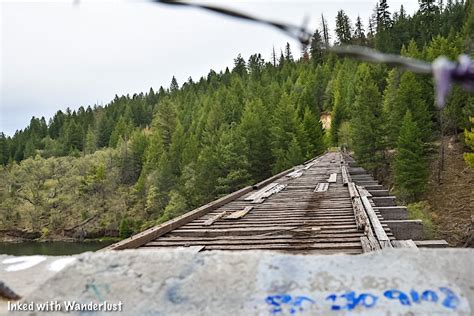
[0,0,473,242]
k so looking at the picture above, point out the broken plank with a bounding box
[225,206,254,220]
[314,182,329,192]
[328,173,337,183]
[203,211,227,226]
[287,170,303,178]
[251,184,287,204]
[245,183,279,201]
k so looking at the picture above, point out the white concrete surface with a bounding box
[0,248,472,315]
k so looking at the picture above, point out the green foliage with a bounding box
[407,201,434,239]
[351,64,384,173]
[464,117,474,168]
[119,217,134,239]
[1,1,471,239]
[394,111,429,201]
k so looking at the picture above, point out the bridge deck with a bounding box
[107,152,422,254]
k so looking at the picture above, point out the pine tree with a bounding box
[170,76,179,93]
[310,29,324,65]
[335,10,352,44]
[215,125,252,195]
[353,16,367,45]
[394,111,428,201]
[302,107,325,158]
[284,42,294,62]
[0,133,9,165]
[84,127,96,155]
[65,120,83,152]
[233,54,247,76]
[351,65,384,173]
[383,69,401,147]
[238,99,273,180]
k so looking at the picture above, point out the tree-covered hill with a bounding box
[0,0,473,241]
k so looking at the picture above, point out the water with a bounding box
[0,241,116,256]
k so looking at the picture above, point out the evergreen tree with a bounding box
[284,42,294,62]
[310,29,324,65]
[65,120,83,152]
[351,65,384,173]
[84,127,96,155]
[233,54,247,76]
[302,107,325,158]
[0,133,9,165]
[394,111,428,201]
[238,99,273,180]
[335,10,352,44]
[353,16,367,46]
[215,125,252,195]
[170,76,179,93]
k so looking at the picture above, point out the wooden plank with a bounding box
[314,182,329,192]
[245,183,279,201]
[225,206,253,220]
[361,195,392,248]
[287,170,303,178]
[252,184,287,204]
[102,185,254,250]
[328,173,337,183]
[203,211,227,226]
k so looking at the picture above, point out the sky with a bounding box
[0,0,419,136]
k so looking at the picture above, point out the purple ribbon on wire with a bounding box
[433,55,474,108]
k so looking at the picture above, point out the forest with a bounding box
[0,0,473,242]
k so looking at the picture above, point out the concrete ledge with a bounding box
[415,240,450,248]
[364,184,384,190]
[372,196,397,207]
[376,206,408,220]
[355,180,379,186]
[368,190,390,197]
[0,249,472,315]
[384,219,424,240]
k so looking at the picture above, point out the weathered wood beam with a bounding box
[361,196,392,249]
[102,185,253,250]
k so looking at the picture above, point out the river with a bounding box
[0,241,116,256]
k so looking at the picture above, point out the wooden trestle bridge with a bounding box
[105,152,447,254]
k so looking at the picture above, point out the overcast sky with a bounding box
[0,0,419,136]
